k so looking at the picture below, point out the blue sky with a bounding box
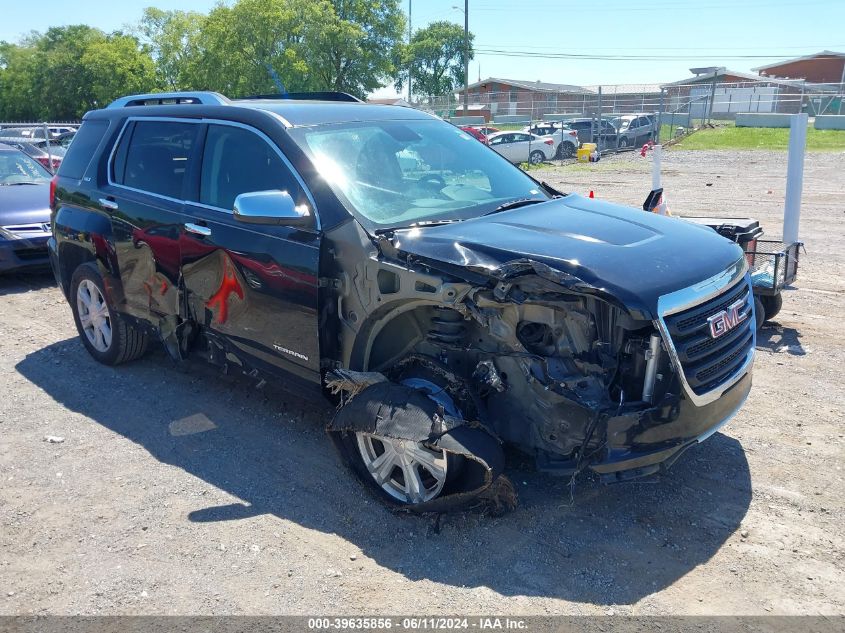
[2,0,843,95]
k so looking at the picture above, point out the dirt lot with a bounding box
[1,149,843,616]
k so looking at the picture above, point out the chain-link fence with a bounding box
[413,80,845,159]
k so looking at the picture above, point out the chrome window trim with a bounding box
[654,258,756,407]
[105,116,320,230]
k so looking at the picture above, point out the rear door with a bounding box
[180,121,322,383]
[101,118,199,322]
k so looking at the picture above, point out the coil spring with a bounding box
[427,307,466,345]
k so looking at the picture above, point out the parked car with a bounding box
[523,123,580,158]
[471,125,500,137]
[0,144,53,272]
[50,91,755,511]
[16,126,78,139]
[0,138,64,172]
[565,117,619,144]
[55,131,76,148]
[612,114,658,148]
[459,125,488,144]
[487,131,556,164]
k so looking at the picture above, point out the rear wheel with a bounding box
[753,295,765,330]
[619,136,630,149]
[70,263,148,365]
[760,293,783,322]
[529,150,545,165]
[557,142,576,159]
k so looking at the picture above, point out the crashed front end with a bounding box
[403,256,755,483]
[324,199,756,509]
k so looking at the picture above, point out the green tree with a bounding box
[0,26,157,120]
[80,34,158,109]
[398,21,474,98]
[188,0,321,95]
[0,41,41,120]
[306,0,405,98]
[138,8,204,90]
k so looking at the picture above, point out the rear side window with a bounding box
[57,120,109,180]
[199,124,305,211]
[113,120,198,199]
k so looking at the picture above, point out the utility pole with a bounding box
[408,0,412,103]
[463,0,469,116]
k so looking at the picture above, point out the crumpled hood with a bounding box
[0,183,51,226]
[392,194,744,318]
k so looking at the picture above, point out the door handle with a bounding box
[99,198,118,211]
[184,222,212,237]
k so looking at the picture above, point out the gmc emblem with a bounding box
[707,298,748,339]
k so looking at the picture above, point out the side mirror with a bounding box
[233,190,313,227]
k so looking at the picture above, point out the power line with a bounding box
[472,0,839,11]
[475,43,845,52]
[473,48,845,62]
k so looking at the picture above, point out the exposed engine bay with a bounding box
[318,219,742,513]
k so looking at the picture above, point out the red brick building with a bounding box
[754,51,845,84]
[462,78,593,118]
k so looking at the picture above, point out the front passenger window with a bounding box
[200,124,304,211]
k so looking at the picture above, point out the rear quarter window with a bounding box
[56,120,109,180]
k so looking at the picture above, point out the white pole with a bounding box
[783,113,808,243]
[652,144,662,190]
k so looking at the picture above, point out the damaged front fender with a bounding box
[326,373,515,514]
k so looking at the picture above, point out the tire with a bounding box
[557,142,576,159]
[335,362,468,508]
[618,136,630,149]
[753,295,765,330]
[529,150,545,165]
[70,263,148,365]
[760,293,783,322]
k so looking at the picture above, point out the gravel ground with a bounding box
[0,149,843,616]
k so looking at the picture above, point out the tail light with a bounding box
[37,157,51,169]
[49,175,58,209]
[544,139,554,146]
[51,158,61,171]
[569,130,578,137]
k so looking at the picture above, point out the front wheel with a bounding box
[618,136,630,149]
[529,150,545,165]
[70,263,148,365]
[354,432,450,504]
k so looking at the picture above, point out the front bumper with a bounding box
[0,235,50,272]
[590,368,752,480]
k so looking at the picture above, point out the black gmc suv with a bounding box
[49,91,755,511]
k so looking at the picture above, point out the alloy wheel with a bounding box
[355,432,448,504]
[76,279,112,352]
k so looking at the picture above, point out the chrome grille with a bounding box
[662,280,754,396]
[2,223,51,238]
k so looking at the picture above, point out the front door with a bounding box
[180,122,322,384]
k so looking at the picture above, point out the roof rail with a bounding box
[107,92,231,108]
[237,91,362,103]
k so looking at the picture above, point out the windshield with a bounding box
[289,119,549,230]
[0,151,52,185]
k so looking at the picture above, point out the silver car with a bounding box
[487,131,556,164]
[613,114,657,148]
